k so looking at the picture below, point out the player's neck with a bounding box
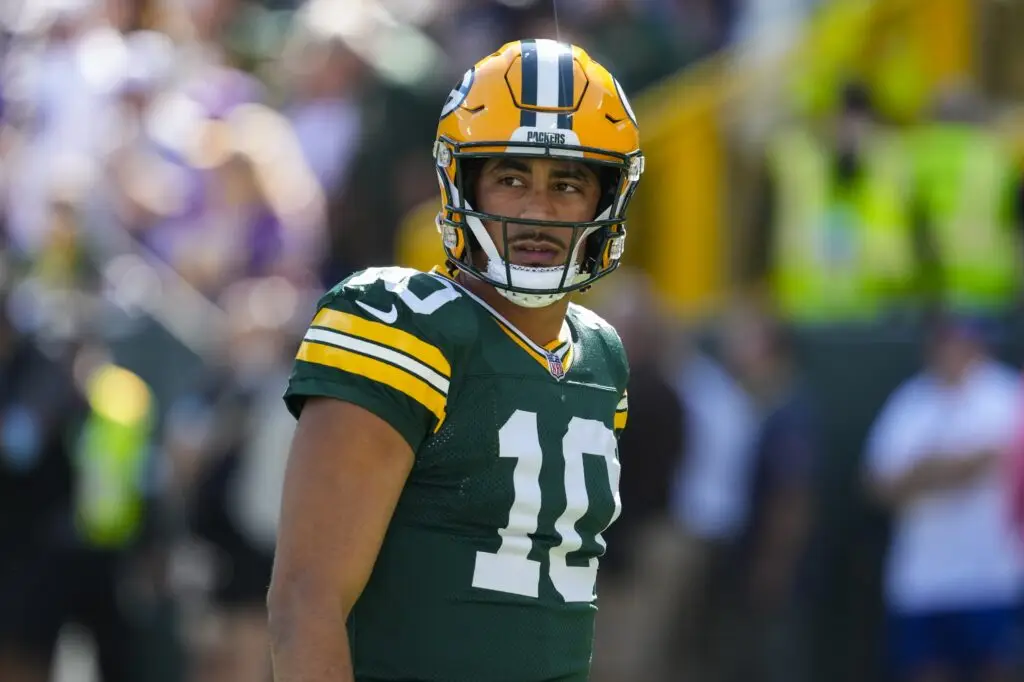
[460,275,570,347]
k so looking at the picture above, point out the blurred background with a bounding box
[1,0,1024,681]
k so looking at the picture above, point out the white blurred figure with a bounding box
[97,29,194,243]
[729,0,819,55]
[180,104,326,293]
[3,1,184,259]
[2,0,114,257]
[278,22,367,198]
[664,330,759,682]
[672,349,759,551]
[865,315,1024,682]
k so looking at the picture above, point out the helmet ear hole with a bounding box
[583,229,608,273]
[596,167,620,217]
[464,224,483,258]
[457,158,486,209]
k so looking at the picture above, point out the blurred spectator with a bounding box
[7,3,1014,682]
[564,0,697,94]
[589,270,689,682]
[171,0,246,75]
[715,304,819,682]
[320,80,440,283]
[135,101,326,296]
[64,355,160,682]
[30,177,90,292]
[864,314,1024,682]
[1011,372,1024,547]
[165,276,301,682]
[750,82,919,326]
[646,0,738,60]
[1012,372,1024,545]
[2,0,113,258]
[665,327,759,682]
[907,84,1024,319]
[278,29,366,200]
[96,29,192,247]
[0,285,85,682]
[0,276,160,682]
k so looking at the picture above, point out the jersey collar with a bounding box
[431,267,575,380]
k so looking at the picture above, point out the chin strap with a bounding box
[495,286,567,308]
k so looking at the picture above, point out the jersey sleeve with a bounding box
[614,389,628,436]
[283,269,457,453]
[569,303,631,439]
[605,321,630,439]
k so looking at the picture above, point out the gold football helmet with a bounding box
[433,39,644,308]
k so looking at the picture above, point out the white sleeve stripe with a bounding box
[305,328,450,394]
[616,397,628,411]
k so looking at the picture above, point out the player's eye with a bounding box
[498,175,526,188]
[554,182,581,194]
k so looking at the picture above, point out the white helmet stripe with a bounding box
[535,40,565,108]
[515,40,575,132]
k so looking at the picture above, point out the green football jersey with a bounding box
[284,266,630,682]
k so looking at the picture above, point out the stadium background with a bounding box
[0,0,1023,681]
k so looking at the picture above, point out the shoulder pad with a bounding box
[569,303,629,390]
[327,267,463,324]
[316,267,477,358]
[568,303,617,332]
[290,267,467,447]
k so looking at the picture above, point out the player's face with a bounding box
[473,156,601,268]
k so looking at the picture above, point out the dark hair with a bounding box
[923,309,989,348]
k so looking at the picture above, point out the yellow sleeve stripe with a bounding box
[313,308,451,379]
[297,341,447,424]
[614,410,628,430]
[305,329,449,394]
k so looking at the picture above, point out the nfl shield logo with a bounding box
[547,353,565,380]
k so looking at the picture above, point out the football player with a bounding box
[268,38,644,682]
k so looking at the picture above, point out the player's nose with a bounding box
[516,185,558,222]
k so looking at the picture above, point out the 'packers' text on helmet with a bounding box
[433,39,645,308]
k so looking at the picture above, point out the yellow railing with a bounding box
[394,0,975,318]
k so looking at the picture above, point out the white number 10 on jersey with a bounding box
[472,410,621,603]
